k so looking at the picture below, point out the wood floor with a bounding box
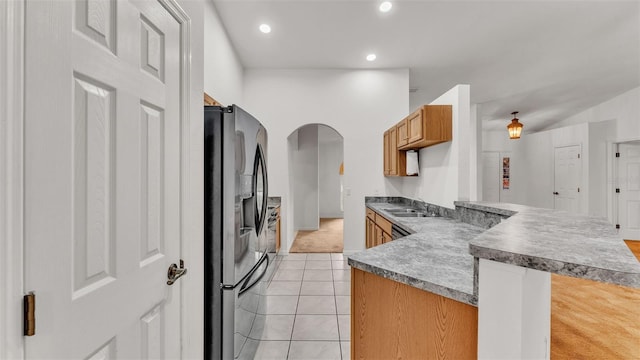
[551,240,640,359]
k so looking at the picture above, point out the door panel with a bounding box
[554,145,581,213]
[482,152,500,202]
[618,143,640,240]
[24,0,183,357]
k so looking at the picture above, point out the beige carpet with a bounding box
[290,218,344,253]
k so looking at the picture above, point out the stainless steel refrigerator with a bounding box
[204,105,271,359]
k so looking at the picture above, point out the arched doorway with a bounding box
[287,124,344,253]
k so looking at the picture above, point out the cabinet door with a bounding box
[365,217,374,248]
[397,119,409,148]
[383,131,390,175]
[375,225,385,247]
[407,108,424,144]
[389,127,398,176]
[382,230,392,244]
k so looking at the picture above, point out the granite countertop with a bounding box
[349,202,484,306]
[459,201,640,288]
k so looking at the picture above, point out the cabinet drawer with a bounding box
[366,208,376,220]
[374,213,393,235]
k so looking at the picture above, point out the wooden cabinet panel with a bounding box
[407,107,423,144]
[383,127,406,177]
[366,208,375,220]
[397,118,409,148]
[399,105,452,150]
[375,225,384,247]
[365,208,393,248]
[389,127,398,175]
[374,213,392,235]
[365,217,376,249]
[383,131,390,175]
[351,268,478,360]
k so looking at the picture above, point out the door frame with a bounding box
[612,137,640,238]
[0,0,202,357]
[1,0,25,357]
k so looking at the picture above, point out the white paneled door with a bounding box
[482,152,500,202]
[24,0,184,358]
[553,145,581,213]
[617,143,640,240]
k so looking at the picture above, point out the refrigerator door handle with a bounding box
[239,253,269,295]
[220,251,268,290]
[253,144,268,236]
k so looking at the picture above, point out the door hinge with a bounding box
[577,187,580,193]
[23,292,35,336]
[578,153,580,159]
[616,188,620,193]
[616,152,620,158]
[616,224,621,229]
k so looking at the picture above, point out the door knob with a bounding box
[553,192,559,195]
[167,260,188,285]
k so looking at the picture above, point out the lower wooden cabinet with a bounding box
[351,268,478,359]
[365,208,392,248]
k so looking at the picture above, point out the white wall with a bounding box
[319,126,344,218]
[244,69,409,253]
[203,1,244,105]
[401,85,477,208]
[544,86,640,142]
[293,125,319,231]
[589,120,616,218]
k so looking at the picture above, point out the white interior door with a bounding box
[554,145,581,213]
[24,0,184,358]
[482,152,500,202]
[617,143,640,240]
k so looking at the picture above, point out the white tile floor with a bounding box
[255,253,350,360]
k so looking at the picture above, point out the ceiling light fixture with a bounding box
[507,111,523,139]
[379,1,392,12]
[259,24,271,34]
[366,54,377,61]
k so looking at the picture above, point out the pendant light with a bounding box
[507,111,523,139]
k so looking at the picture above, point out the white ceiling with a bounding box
[212,0,640,132]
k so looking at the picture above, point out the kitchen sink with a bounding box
[383,208,440,217]
[393,212,440,218]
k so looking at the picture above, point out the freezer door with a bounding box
[222,253,269,359]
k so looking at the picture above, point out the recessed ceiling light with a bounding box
[366,54,377,61]
[379,1,392,12]
[259,24,271,34]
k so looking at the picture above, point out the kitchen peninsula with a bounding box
[349,197,640,359]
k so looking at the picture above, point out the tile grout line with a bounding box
[331,254,344,360]
[286,255,305,359]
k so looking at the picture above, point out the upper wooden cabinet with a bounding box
[397,119,409,148]
[398,105,452,150]
[383,127,406,176]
